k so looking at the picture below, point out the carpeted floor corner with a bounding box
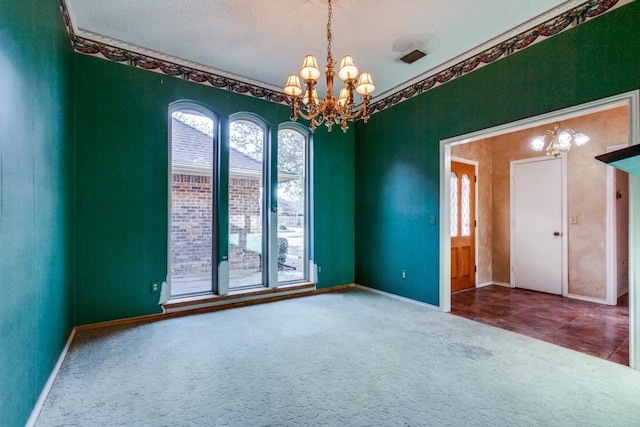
[35,288,640,426]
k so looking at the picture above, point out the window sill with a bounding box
[162,282,318,314]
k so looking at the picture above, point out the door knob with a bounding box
[553,231,562,236]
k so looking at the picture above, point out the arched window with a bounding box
[168,102,218,297]
[168,107,313,298]
[461,174,471,237]
[277,124,310,283]
[450,172,473,238]
[450,172,458,237]
[228,115,268,289]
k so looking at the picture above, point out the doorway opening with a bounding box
[439,90,640,369]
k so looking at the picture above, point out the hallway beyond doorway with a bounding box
[451,285,629,365]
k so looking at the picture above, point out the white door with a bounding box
[511,157,565,295]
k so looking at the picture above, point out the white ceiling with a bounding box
[66,0,588,102]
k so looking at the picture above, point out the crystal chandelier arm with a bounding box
[296,108,321,122]
[336,94,372,120]
[296,92,323,124]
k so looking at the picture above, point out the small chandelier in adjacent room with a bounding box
[530,123,590,157]
[283,0,375,133]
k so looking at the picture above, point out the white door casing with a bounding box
[606,144,630,305]
[511,157,566,295]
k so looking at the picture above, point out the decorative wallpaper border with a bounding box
[56,0,289,105]
[58,0,620,115]
[369,0,621,114]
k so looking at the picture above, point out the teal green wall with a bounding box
[74,56,354,324]
[354,2,640,306]
[5,2,636,423]
[313,129,355,289]
[0,0,74,425]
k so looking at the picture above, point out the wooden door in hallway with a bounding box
[450,161,476,292]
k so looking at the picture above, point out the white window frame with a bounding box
[167,101,219,298]
[277,123,313,285]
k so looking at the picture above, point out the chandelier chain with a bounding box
[326,0,333,63]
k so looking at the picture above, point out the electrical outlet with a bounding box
[401,270,407,280]
[150,281,160,293]
[429,215,437,225]
[318,266,322,273]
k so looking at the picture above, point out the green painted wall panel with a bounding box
[354,2,640,306]
[313,128,355,288]
[74,56,355,324]
[0,0,75,425]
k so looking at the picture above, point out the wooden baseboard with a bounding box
[75,283,355,332]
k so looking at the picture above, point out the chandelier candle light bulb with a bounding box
[300,55,321,81]
[337,55,358,81]
[283,0,375,133]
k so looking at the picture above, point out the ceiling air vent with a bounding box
[398,49,428,64]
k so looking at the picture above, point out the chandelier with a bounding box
[530,123,590,157]
[283,0,375,133]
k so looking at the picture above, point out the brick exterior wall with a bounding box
[228,176,262,271]
[171,174,213,276]
[171,173,262,277]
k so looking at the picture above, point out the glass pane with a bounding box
[229,120,264,289]
[462,174,471,236]
[170,111,214,296]
[277,129,306,283]
[450,172,458,237]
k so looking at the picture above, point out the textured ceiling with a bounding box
[66,0,600,101]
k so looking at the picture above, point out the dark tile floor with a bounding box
[451,285,629,365]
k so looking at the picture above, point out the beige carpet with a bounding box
[36,287,640,426]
